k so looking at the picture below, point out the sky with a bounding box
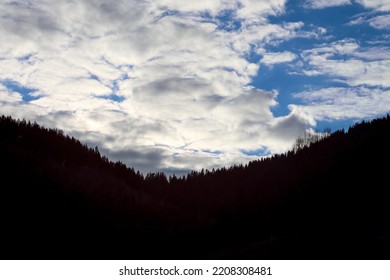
[0,0,389,175]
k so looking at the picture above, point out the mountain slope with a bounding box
[0,115,389,259]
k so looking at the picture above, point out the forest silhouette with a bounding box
[0,114,389,259]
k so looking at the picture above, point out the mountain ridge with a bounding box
[0,114,389,259]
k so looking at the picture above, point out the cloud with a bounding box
[260,51,297,65]
[348,12,390,30]
[304,0,390,11]
[0,84,23,104]
[347,0,390,33]
[303,0,352,9]
[292,87,390,120]
[348,16,366,26]
[300,39,390,88]
[353,46,390,60]
[236,0,287,24]
[293,36,390,123]
[152,0,228,14]
[356,0,390,12]
[368,14,390,29]
[302,39,359,55]
[0,0,313,173]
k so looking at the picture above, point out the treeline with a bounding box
[0,115,389,259]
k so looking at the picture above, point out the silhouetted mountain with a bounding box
[0,115,389,259]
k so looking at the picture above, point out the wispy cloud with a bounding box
[348,12,390,30]
[293,87,390,120]
[304,0,390,11]
[303,0,352,9]
[369,14,390,29]
[300,39,390,88]
[356,0,390,12]
[260,51,297,65]
[290,35,390,123]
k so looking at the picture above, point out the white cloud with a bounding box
[0,84,23,104]
[356,0,390,11]
[303,39,359,55]
[353,46,390,60]
[346,0,390,34]
[301,39,390,88]
[293,87,390,120]
[305,0,390,36]
[153,0,227,14]
[348,16,366,26]
[0,0,311,173]
[305,0,390,11]
[261,51,297,65]
[369,14,390,29]
[303,0,352,9]
[236,0,287,24]
[348,12,390,30]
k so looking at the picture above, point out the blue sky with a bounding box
[250,1,389,131]
[0,0,389,174]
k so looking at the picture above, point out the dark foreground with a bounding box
[1,115,389,259]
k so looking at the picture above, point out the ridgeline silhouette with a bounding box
[0,115,389,259]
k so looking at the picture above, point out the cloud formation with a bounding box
[300,39,390,88]
[0,0,314,173]
[368,14,390,29]
[304,0,390,11]
[356,0,390,11]
[303,0,352,9]
[349,11,390,30]
[293,87,390,120]
[1,1,388,174]
[293,36,390,122]
[260,51,297,65]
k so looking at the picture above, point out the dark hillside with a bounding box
[0,115,389,259]
[0,116,199,259]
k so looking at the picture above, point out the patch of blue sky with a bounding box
[1,80,40,102]
[270,2,366,28]
[244,47,262,64]
[252,62,342,116]
[315,118,358,133]
[17,53,34,62]
[97,94,125,102]
[111,76,123,92]
[94,72,129,102]
[215,9,241,32]
[154,9,178,23]
[315,112,387,134]
[111,74,128,98]
[277,3,386,47]
[198,9,241,32]
[89,73,100,82]
[240,147,270,157]
[201,149,223,155]
[267,3,381,53]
